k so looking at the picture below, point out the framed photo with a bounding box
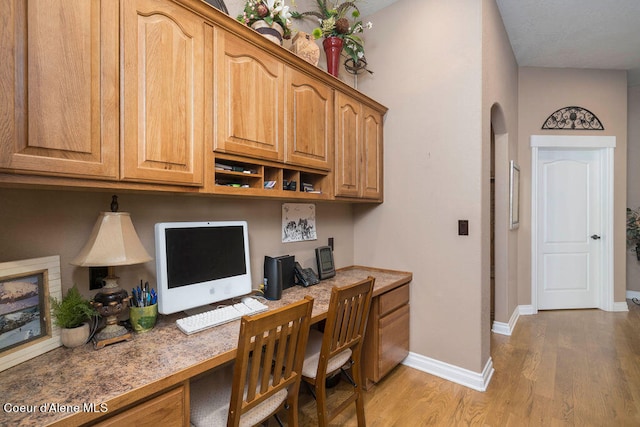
[510,160,520,230]
[0,256,62,372]
[282,203,317,243]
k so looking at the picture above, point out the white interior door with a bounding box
[536,148,602,309]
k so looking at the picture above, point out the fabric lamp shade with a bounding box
[71,212,152,267]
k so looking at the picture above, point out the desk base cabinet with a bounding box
[363,283,410,389]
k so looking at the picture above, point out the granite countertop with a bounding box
[0,266,411,426]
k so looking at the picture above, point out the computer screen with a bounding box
[155,221,252,314]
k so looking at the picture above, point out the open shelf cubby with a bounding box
[212,154,331,199]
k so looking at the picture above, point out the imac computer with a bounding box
[154,221,253,315]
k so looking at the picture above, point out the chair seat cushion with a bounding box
[302,329,352,379]
[190,363,288,427]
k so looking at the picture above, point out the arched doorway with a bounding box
[490,104,509,333]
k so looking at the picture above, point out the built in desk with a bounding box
[0,266,411,426]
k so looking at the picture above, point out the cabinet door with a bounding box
[0,0,118,179]
[362,105,383,200]
[334,92,361,197]
[285,68,333,170]
[121,0,206,186]
[378,304,410,380]
[215,31,284,162]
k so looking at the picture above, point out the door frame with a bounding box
[530,135,616,312]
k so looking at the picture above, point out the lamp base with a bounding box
[93,324,132,349]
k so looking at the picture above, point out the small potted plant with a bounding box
[50,286,97,348]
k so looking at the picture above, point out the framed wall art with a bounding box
[0,255,62,372]
[510,160,520,230]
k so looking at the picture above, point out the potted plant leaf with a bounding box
[50,286,98,348]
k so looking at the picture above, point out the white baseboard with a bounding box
[491,304,534,336]
[612,301,630,312]
[402,352,494,392]
[518,304,536,315]
[492,306,520,336]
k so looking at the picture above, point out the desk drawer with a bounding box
[95,385,187,427]
[378,283,409,316]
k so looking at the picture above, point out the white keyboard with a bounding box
[176,298,269,335]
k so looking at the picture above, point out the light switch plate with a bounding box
[458,220,469,236]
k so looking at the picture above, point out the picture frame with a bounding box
[0,256,62,372]
[510,160,520,230]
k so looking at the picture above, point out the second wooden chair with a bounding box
[301,277,375,426]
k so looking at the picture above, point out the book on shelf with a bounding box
[215,162,233,171]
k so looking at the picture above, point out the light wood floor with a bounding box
[290,300,640,426]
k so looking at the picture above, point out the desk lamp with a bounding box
[71,195,152,349]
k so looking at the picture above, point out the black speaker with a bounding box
[277,255,295,290]
[263,255,295,300]
[263,256,283,300]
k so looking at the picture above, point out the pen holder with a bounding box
[129,303,158,333]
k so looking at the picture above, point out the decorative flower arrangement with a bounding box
[292,0,372,71]
[237,0,294,39]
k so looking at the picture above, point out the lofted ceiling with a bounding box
[361,0,640,86]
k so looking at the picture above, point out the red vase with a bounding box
[323,36,343,77]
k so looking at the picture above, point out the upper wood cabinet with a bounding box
[0,0,119,179]
[0,0,385,201]
[284,68,333,171]
[121,0,207,186]
[335,92,383,201]
[362,105,384,200]
[335,93,361,198]
[215,30,284,162]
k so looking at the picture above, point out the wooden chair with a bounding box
[191,296,314,427]
[301,277,375,427]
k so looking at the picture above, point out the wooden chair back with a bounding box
[228,296,314,426]
[321,277,374,369]
[309,277,374,426]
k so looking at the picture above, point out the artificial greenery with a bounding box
[292,0,372,69]
[50,286,97,329]
[237,0,294,39]
[627,207,640,249]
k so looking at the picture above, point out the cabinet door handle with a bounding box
[591,234,601,240]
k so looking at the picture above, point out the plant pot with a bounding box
[323,36,343,77]
[251,20,284,45]
[60,322,90,348]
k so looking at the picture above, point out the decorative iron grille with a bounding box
[541,106,604,130]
